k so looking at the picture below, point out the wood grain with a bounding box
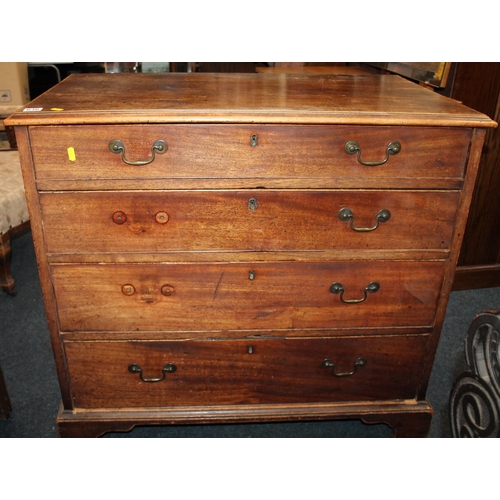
[39,190,460,254]
[63,335,428,408]
[51,260,445,332]
[55,400,433,438]
[29,124,470,188]
[9,72,495,437]
[4,73,495,127]
[417,128,488,399]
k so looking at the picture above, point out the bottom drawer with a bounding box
[64,335,428,408]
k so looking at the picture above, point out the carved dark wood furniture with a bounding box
[450,310,500,437]
[5,73,496,437]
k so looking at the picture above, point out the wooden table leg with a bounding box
[362,408,433,437]
[0,232,16,296]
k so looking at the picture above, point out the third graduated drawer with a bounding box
[52,260,445,332]
[39,190,460,253]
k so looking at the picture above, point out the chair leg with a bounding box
[0,231,16,296]
[0,367,12,419]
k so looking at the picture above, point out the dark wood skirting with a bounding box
[452,264,500,291]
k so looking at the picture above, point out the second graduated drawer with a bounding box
[51,260,445,332]
[39,190,460,253]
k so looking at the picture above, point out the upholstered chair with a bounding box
[0,150,30,296]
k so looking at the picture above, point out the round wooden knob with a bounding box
[161,284,175,296]
[112,211,127,224]
[155,211,169,224]
[122,284,135,296]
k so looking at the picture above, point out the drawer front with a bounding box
[30,124,470,187]
[52,261,444,332]
[40,190,459,253]
[64,335,428,408]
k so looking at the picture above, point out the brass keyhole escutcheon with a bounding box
[250,134,258,147]
[122,284,135,296]
[248,198,258,211]
[155,211,169,224]
[161,284,175,296]
[112,211,127,224]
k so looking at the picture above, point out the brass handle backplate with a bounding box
[128,363,177,382]
[321,357,367,377]
[330,281,380,304]
[109,139,168,166]
[338,208,391,232]
[344,140,401,166]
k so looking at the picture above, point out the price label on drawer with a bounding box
[67,147,76,161]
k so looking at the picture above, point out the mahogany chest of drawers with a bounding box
[6,73,496,437]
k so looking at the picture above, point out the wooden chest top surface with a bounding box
[4,73,497,127]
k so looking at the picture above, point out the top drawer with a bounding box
[29,124,471,189]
